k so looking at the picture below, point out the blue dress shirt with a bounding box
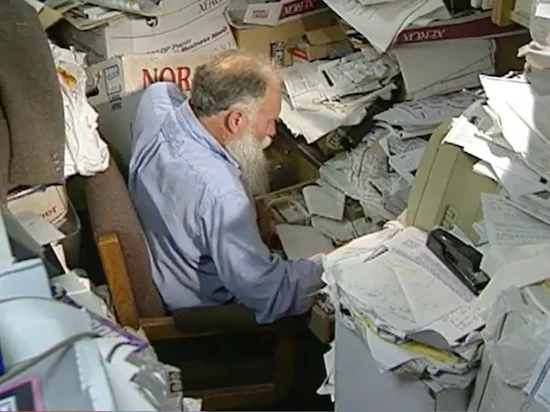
[128,82,324,324]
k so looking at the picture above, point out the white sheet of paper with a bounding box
[25,0,45,12]
[13,210,65,246]
[473,160,498,181]
[481,193,550,245]
[389,147,426,184]
[472,220,489,244]
[280,98,367,144]
[334,255,419,331]
[282,64,327,110]
[374,90,478,128]
[480,242,550,277]
[385,227,476,302]
[303,185,346,221]
[422,303,484,345]
[393,39,494,99]
[312,216,371,242]
[323,225,402,269]
[391,253,464,326]
[366,328,421,371]
[332,245,466,334]
[475,253,550,313]
[276,224,333,260]
[507,193,550,227]
[464,137,546,197]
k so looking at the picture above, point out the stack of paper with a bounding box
[374,90,480,138]
[52,0,162,30]
[319,225,484,395]
[391,39,496,99]
[322,0,451,53]
[315,92,478,223]
[280,49,400,144]
[433,77,550,313]
[268,182,377,260]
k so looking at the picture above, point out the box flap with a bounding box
[304,25,347,46]
[285,34,302,48]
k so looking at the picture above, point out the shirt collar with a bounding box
[176,100,240,169]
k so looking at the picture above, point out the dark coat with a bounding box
[0,0,66,200]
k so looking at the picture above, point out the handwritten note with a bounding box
[422,304,484,345]
[386,227,475,302]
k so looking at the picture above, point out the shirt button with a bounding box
[52,153,60,160]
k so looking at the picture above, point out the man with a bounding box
[128,50,324,325]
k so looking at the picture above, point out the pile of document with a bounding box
[437,73,550,315]
[318,224,485,397]
[271,185,376,261]
[444,74,550,236]
[280,48,400,144]
[281,0,498,147]
[316,90,478,223]
[44,0,162,30]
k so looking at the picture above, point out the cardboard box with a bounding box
[8,185,69,228]
[87,52,213,169]
[287,25,352,62]
[239,0,328,26]
[66,0,236,64]
[228,9,337,66]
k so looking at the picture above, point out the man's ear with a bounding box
[226,109,248,134]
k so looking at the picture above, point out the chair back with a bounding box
[84,158,165,319]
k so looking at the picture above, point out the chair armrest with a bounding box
[172,304,278,335]
[140,306,299,341]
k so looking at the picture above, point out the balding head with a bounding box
[190,50,282,196]
[190,50,281,118]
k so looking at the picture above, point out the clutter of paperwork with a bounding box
[312,91,477,226]
[280,50,399,144]
[318,224,484,398]
[425,70,550,317]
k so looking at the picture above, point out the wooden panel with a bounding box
[492,0,517,26]
[96,232,140,329]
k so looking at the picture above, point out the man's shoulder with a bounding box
[170,153,247,206]
[142,82,186,105]
[133,82,186,144]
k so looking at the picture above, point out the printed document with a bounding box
[481,193,550,245]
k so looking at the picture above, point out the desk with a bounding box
[334,315,470,412]
[468,285,548,412]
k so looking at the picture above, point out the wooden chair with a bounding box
[83,158,297,411]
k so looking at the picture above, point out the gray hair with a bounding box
[189,50,280,118]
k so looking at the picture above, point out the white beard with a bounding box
[225,128,271,197]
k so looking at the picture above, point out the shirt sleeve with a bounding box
[200,190,324,324]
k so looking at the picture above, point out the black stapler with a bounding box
[426,228,490,295]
